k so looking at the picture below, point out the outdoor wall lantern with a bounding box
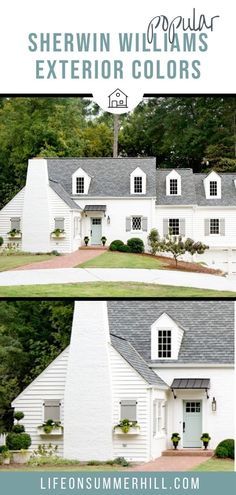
[107,215,111,224]
[212,397,217,412]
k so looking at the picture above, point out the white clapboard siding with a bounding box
[48,187,74,253]
[0,188,25,249]
[12,347,69,457]
[110,345,150,462]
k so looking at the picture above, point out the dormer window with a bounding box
[134,176,143,193]
[169,179,178,195]
[166,170,181,196]
[209,181,217,196]
[72,167,91,195]
[130,167,146,195]
[76,177,84,194]
[158,330,171,358]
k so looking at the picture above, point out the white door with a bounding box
[183,401,202,448]
[91,218,102,245]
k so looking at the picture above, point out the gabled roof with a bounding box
[49,180,81,210]
[107,301,234,364]
[156,168,196,205]
[110,334,167,387]
[194,173,236,206]
[47,157,156,197]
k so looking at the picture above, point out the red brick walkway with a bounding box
[129,456,208,471]
[15,249,104,271]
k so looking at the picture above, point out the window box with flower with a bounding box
[113,419,140,435]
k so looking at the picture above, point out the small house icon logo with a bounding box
[108,89,128,109]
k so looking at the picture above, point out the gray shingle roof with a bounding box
[47,157,156,197]
[110,334,168,387]
[49,180,81,210]
[194,173,236,206]
[107,301,234,364]
[156,169,197,205]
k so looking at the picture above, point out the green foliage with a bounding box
[0,237,3,247]
[113,456,130,467]
[12,424,25,433]
[157,235,208,266]
[6,432,31,450]
[127,238,144,253]
[14,411,24,421]
[38,420,62,434]
[148,228,160,255]
[109,240,124,251]
[114,418,138,434]
[118,244,131,252]
[215,439,234,459]
[87,460,103,466]
[201,433,211,441]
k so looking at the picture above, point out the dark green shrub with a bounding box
[0,445,8,454]
[0,237,3,247]
[113,456,130,467]
[87,460,103,465]
[109,240,124,251]
[6,432,31,450]
[12,424,25,434]
[215,439,234,459]
[119,244,131,252]
[127,237,144,253]
[14,411,24,421]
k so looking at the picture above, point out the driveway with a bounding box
[14,249,104,270]
[0,268,236,291]
[129,456,208,472]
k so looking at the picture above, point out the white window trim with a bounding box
[166,170,181,196]
[158,328,172,360]
[72,167,91,195]
[76,176,85,194]
[153,400,166,438]
[130,167,146,195]
[131,215,142,232]
[209,218,220,235]
[168,218,180,236]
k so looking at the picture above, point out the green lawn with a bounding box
[0,282,235,297]
[0,254,55,272]
[0,464,125,472]
[78,251,167,269]
[191,458,234,471]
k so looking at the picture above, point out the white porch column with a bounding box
[64,301,113,460]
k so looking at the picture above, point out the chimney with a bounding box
[21,159,51,252]
[64,301,113,460]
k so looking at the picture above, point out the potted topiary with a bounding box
[84,236,89,246]
[171,433,181,449]
[38,419,63,436]
[113,419,140,435]
[0,445,11,465]
[201,433,211,449]
[6,411,31,464]
[101,236,107,246]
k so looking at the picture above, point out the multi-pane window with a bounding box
[169,179,178,195]
[210,218,219,234]
[134,176,143,193]
[209,181,217,196]
[185,402,201,413]
[158,330,171,358]
[76,177,85,194]
[168,218,179,235]
[132,216,142,230]
[153,400,166,436]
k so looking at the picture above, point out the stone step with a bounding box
[162,449,214,457]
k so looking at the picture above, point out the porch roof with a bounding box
[171,378,210,389]
[84,205,106,212]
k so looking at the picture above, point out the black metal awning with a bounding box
[171,378,210,399]
[84,205,107,212]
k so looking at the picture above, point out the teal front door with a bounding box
[183,401,202,448]
[91,218,102,245]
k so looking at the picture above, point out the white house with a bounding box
[12,300,234,462]
[1,157,236,271]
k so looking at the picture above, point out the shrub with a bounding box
[119,244,131,252]
[6,432,31,450]
[0,445,9,454]
[0,237,3,247]
[215,439,234,459]
[87,460,103,466]
[109,240,124,251]
[12,424,25,434]
[148,229,160,255]
[113,456,130,467]
[127,237,144,253]
[14,411,24,422]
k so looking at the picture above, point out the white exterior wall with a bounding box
[48,187,81,253]
[151,388,168,459]
[64,301,113,461]
[156,367,234,449]
[12,348,69,457]
[110,345,151,462]
[155,206,195,239]
[76,197,156,247]
[0,188,25,249]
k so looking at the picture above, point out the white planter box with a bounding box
[8,234,22,240]
[114,427,140,435]
[38,426,63,436]
[11,450,31,464]
[51,233,66,239]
